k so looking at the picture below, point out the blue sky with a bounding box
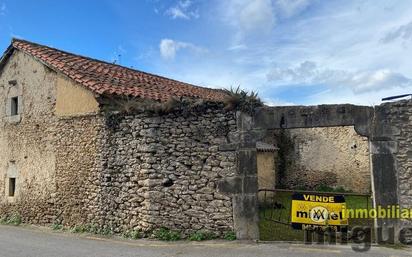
[1,0,412,106]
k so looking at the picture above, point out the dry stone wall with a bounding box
[275,126,371,193]
[52,106,238,236]
[100,107,237,235]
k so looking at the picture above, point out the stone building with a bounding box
[0,39,238,236]
[1,38,411,240]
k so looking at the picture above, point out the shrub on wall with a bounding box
[223,86,263,114]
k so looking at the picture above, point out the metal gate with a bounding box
[258,189,373,241]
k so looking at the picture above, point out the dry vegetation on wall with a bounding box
[99,95,208,115]
[99,86,263,115]
[222,86,263,114]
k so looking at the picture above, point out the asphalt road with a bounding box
[0,225,411,257]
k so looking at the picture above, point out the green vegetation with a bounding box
[153,227,181,241]
[47,222,238,241]
[0,214,22,226]
[51,223,64,231]
[259,191,303,241]
[70,225,88,233]
[188,231,217,241]
[122,230,141,240]
[223,231,236,241]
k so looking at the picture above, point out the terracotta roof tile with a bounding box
[11,39,227,102]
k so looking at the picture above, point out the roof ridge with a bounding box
[12,38,224,94]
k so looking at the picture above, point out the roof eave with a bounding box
[0,44,15,77]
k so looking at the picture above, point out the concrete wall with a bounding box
[275,126,371,193]
[55,76,99,117]
[0,50,57,223]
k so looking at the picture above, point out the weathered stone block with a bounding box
[232,194,259,240]
[237,149,257,176]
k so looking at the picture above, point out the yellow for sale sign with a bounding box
[291,193,348,231]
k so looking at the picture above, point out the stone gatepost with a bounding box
[217,111,261,240]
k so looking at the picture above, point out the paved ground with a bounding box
[0,225,411,257]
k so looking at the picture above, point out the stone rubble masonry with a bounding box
[275,126,371,193]
[0,50,58,224]
[53,106,238,236]
[0,47,242,238]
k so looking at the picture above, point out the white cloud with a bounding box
[381,20,412,43]
[262,98,296,106]
[151,1,412,106]
[307,85,412,106]
[274,0,312,18]
[267,61,412,93]
[165,0,199,20]
[221,0,312,42]
[227,44,247,51]
[179,0,192,9]
[159,39,206,60]
[222,0,275,40]
[166,7,189,19]
[239,0,275,34]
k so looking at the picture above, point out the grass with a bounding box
[223,231,236,241]
[188,231,218,241]
[50,223,235,241]
[258,192,373,241]
[0,214,22,226]
[50,223,114,236]
[122,230,141,240]
[51,223,64,231]
[259,191,303,241]
[153,227,181,241]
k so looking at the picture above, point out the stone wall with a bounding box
[54,115,105,227]
[275,126,371,193]
[0,50,58,224]
[374,99,412,226]
[0,49,239,236]
[51,106,238,236]
[99,108,237,235]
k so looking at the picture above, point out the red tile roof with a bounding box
[10,39,227,102]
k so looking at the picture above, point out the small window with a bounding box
[11,97,18,116]
[9,178,16,197]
